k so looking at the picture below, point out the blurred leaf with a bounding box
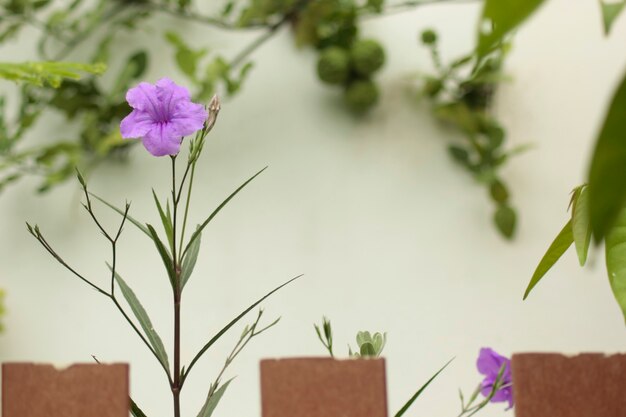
[108,264,170,371]
[197,379,234,417]
[111,51,148,97]
[434,102,481,133]
[0,61,105,87]
[571,185,592,266]
[181,226,201,289]
[588,68,626,241]
[165,32,207,80]
[477,0,547,56]
[524,220,573,299]
[394,359,453,417]
[494,205,516,239]
[605,206,626,323]
[600,0,626,34]
[360,342,376,356]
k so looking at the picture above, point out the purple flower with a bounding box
[120,78,207,157]
[477,347,513,409]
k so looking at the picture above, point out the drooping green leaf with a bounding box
[181,226,201,290]
[394,359,453,417]
[89,192,151,238]
[0,61,106,87]
[588,68,626,241]
[108,264,170,371]
[197,379,234,417]
[524,220,573,299]
[572,186,592,266]
[182,274,302,383]
[477,0,548,56]
[600,0,626,34]
[182,167,267,258]
[152,190,174,252]
[146,224,177,288]
[130,397,148,417]
[494,205,516,239]
[604,207,626,323]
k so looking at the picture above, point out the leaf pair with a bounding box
[524,186,591,299]
[526,186,626,323]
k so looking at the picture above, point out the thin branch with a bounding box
[144,2,266,31]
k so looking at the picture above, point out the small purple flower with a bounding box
[477,347,513,409]
[120,78,207,157]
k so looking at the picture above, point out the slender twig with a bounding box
[200,310,279,397]
[143,2,266,31]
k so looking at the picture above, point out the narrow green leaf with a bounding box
[152,189,174,252]
[108,264,170,371]
[394,358,453,417]
[197,379,234,417]
[181,226,201,290]
[604,207,626,323]
[572,186,592,266]
[89,192,151,238]
[146,224,176,288]
[601,0,626,35]
[588,69,626,241]
[524,220,574,299]
[130,397,148,417]
[183,167,267,257]
[477,0,548,56]
[183,274,302,382]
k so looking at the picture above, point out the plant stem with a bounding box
[170,155,182,417]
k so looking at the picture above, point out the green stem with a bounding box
[179,162,196,261]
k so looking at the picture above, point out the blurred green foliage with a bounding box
[418,28,524,239]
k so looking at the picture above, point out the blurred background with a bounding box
[2,0,626,416]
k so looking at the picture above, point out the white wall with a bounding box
[2,0,626,416]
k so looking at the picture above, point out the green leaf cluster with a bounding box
[301,0,386,112]
[419,29,520,239]
[349,330,386,357]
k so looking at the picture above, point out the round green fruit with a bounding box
[350,39,385,76]
[344,80,379,112]
[317,47,350,85]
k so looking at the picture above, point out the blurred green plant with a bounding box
[417,28,525,239]
[475,0,626,323]
[0,0,480,196]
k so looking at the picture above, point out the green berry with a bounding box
[317,47,350,85]
[350,39,385,76]
[421,29,437,45]
[344,80,379,112]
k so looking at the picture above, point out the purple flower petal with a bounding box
[120,77,208,157]
[126,82,161,119]
[477,347,507,377]
[476,347,514,408]
[169,101,208,136]
[120,109,154,138]
[142,123,183,157]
